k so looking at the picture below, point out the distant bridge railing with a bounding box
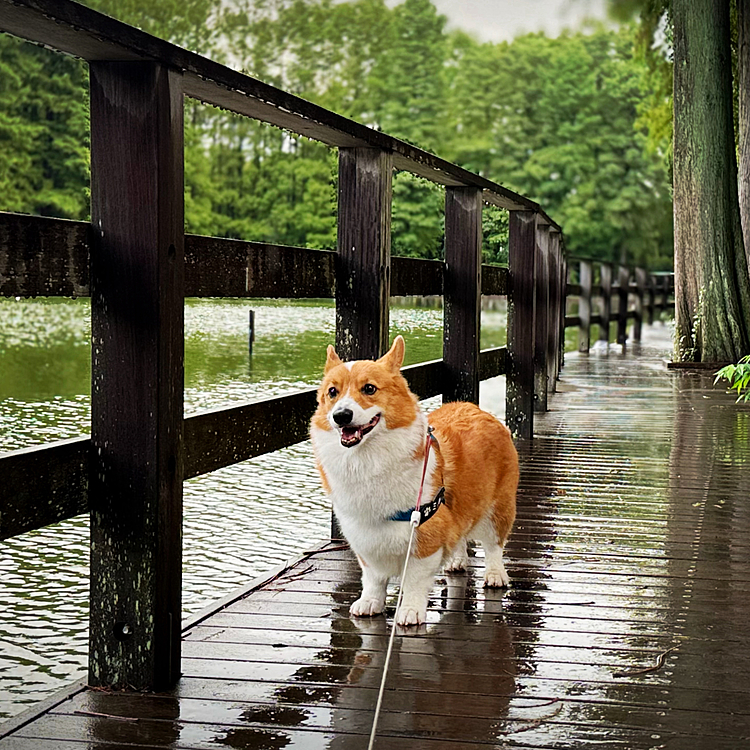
[565,258,674,353]
[0,0,670,696]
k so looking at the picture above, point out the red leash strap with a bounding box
[415,427,435,514]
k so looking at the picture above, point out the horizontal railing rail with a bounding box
[0,211,507,298]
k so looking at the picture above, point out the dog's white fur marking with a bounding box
[312,409,444,625]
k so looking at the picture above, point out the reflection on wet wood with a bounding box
[3,326,750,748]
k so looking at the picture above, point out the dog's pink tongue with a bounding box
[341,426,361,447]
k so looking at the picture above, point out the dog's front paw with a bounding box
[350,596,385,617]
[395,603,427,626]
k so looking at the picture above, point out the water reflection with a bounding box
[208,569,517,747]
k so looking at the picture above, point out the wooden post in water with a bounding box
[617,265,630,344]
[443,187,482,404]
[578,259,592,353]
[335,148,392,361]
[600,262,612,342]
[88,61,184,691]
[507,211,537,440]
[248,309,255,355]
[533,223,549,412]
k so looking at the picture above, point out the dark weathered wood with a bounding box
[1,213,510,300]
[480,264,508,296]
[0,213,89,297]
[548,230,563,389]
[533,225,549,412]
[184,390,317,479]
[617,265,630,344]
[478,346,508,382]
[88,61,184,691]
[335,148,392,360]
[443,186,483,403]
[578,260,592,353]
[634,267,647,342]
[0,438,88,541]
[599,262,613,342]
[185,236,335,298]
[646,273,657,324]
[506,211,537,439]
[0,0,559,219]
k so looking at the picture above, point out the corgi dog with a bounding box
[310,336,518,627]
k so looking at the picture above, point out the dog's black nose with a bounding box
[333,408,353,426]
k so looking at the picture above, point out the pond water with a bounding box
[0,297,509,720]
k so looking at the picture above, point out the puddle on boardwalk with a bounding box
[0,297,506,720]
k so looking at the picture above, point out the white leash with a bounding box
[367,510,420,750]
[367,428,435,750]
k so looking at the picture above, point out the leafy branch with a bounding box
[715,355,750,402]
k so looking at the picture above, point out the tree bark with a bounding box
[673,0,750,362]
[738,0,750,270]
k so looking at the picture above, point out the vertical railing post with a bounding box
[634,267,647,342]
[443,187,482,404]
[335,148,392,361]
[578,260,592,353]
[548,229,563,383]
[545,227,559,392]
[646,272,656,325]
[88,62,184,691]
[559,250,567,372]
[507,211,537,440]
[334,147,392,537]
[534,222,549,412]
[600,262,612,342]
[617,265,630,344]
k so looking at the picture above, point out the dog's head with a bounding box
[312,336,418,448]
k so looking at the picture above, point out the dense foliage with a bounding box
[0,0,672,268]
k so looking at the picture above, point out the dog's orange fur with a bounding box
[414,402,517,559]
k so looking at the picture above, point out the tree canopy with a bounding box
[0,0,673,269]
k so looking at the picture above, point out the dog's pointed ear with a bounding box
[378,335,405,373]
[324,344,343,374]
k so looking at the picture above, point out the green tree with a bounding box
[447,26,673,267]
[0,35,89,219]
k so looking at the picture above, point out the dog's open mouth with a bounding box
[340,414,381,448]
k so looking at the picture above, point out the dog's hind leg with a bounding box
[443,538,469,572]
[474,514,511,588]
[350,563,388,617]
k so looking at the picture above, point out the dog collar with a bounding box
[389,487,445,524]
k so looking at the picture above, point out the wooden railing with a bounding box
[565,258,674,351]
[0,0,669,694]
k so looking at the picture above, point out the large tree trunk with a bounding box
[738,0,750,270]
[673,0,750,362]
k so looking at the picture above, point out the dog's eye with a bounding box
[362,383,377,396]
[328,387,338,399]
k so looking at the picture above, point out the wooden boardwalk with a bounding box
[3,325,750,749]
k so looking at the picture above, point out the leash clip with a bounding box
[410,510,421,527]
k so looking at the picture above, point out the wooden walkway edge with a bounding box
[3,325,750,749]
